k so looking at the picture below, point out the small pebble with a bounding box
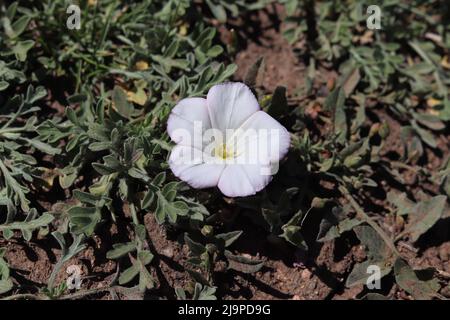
[162,247,174,258]
[301,269,312,280]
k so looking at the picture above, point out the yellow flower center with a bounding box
[214,143,234,159]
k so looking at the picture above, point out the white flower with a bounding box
[167,82,290,197]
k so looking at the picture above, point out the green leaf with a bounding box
[73,190,101,206]
[162,181,178,201]
[280,210,308,250]
[414,113,445,131]
[12,40,35,61]
[0,279,13,295]
[0,81,9,91]
[152,172,166,186]
[184,233,206,256]
[112,86,134,119]
[10,15,31,38]
[244,56,263,87]
[317,206,361,242]
[175,287,186,300]
[346,260,391,287]
[119,264,140,285]
[106,242,137,259]
[346,225,394,287]
[0,213,54,233]
[68,206,101,236]
[207,45,223,58]
[205,0,227,23]
[194,283,217,300]
[0,250,13,294]
[116,250,154,291]
[155,190,188,224]
[187,269,210,286]
[23,138,61,155]
[224,250,264,274]
[141,190,155,210]
[280,225,308,250]
[155,195,166,224]
[403,195,447,242]
[267,86,289,119]
[261,207,282,232]
[354,225,391,261]
[138,250,153,266]
[138,265,154,292]
[5,2,18,20]
[394,258,440,300]
[47,232,86,289]
[215,230,242,248]
[325,87,347,143]
[340,67,360,97]
[0,158,30,212]
[387,191,416,216]
[92,163,117,175]
[67,94,88,104]
[361,293,389,300]
[411,121,437,148]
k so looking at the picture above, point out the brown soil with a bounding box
[231,5,305,94]
[2,4,449,301]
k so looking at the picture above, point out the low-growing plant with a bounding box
[0,0,449,301]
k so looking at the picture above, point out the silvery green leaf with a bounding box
[394,258,440,300]
[346,260,392,287]
[10,15,31,38]
[68,206,101,235]
[267,86,289,119]
[224,250,264,274]
[106,242,137,259]
[0,212,54,234]
[22,138,61,155]
[215,230,242,248]
[386,191,415,216]
[184,233,206,256]
[12,40,34,61]
[244,56,263,87]
[0,279,13,295]
[0,249,13,294]
[112,86,134,119]
[403,195,447,242]
[119,264,140,285]
[317,206,361,242]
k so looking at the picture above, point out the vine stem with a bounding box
[2,294,47,300]
[2,285,126,301]
[339,185,401,257]
[0,127,27,136]
[58,286,114,300]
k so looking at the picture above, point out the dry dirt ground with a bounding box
[2,4,449,300]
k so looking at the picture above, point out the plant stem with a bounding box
[0,126,27,136]
[339,185,401,257]
[2,286,115,300]
[58,286,113,300]
[2,293,48,300]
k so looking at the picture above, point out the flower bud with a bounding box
[201,225,214,237]
[311,197,328,209]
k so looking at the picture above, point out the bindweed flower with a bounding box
[167,82,290,197]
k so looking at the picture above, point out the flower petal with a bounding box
[217,164,259,197]
[167,97,211,149]
[206,82,260,133]
[169,145,225,189]
[234,111,290,163]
